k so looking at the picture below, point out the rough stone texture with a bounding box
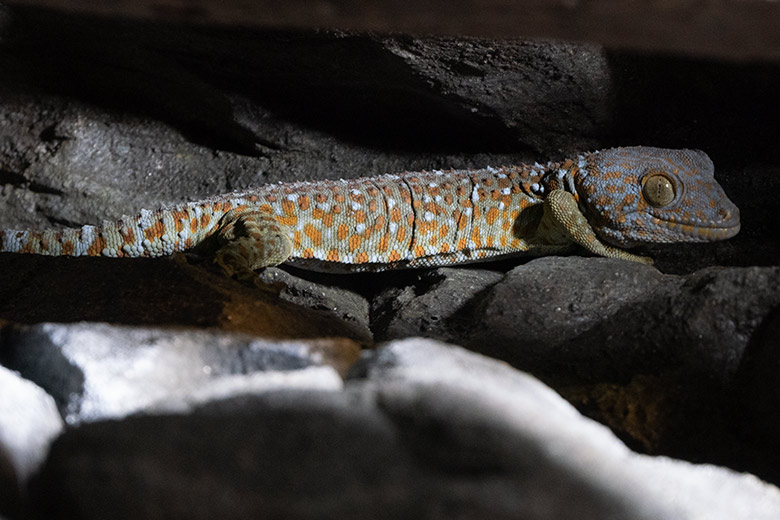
[374,257,780,466]
[256,267,372,344]
[0,322,356,423]
[371,267,504,341]
[28,340,780,520]
[0,253,368,342]
[6,0,780,61]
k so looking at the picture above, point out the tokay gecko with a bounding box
[0,147,740,275]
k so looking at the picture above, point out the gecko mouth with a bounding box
[652,208,741,242]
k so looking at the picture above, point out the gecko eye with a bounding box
[642,173,676,207]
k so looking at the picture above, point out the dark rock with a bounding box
[29,339,780,520]
[0,253,368,343]
[1,322,357,423]
[256,267,372,344]
[371,267,503,341]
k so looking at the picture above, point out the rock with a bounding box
[0,254,368,342]
[1,322,357,423]
[256,267,372,344]
[0,366,63,517]
[0,366,62,481]
[732,306,780,483]
[382,37,611,154]
[371,267,504,341]
[29,339,780,520]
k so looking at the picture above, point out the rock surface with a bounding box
[1,322,357,424]
[0,366,63,517]
[27,339,780,520]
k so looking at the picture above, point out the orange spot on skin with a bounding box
[374,215,386,231]
[312,208,324,220]
[200,213,211,229]
[337,224,349,241]
[396,226,406,243]
[457,238,467,251]
[349,235,362,251]
[440,243,450,253]
[388,250,401,262]
[486,236,494,247]
[500,235,508,247]
[485,207,499,225]
[298,195,310,211]
[282,200,295,216]
[444,193,454,205]
[355,252,369,263]
[304,224,322,246]
[315,193,328,203]
[277,215,298,227]
[332,204,342,214]
[335,193,345,203]
[62,240,74,255]
[144,222,164,242]
[323,213,334,227]
[259,204,273,214]
[368,199,377,212]
[378,234,389,252]
[354,210,366,224]
[439,224,449,238]
[293,231,302,249]
[390,207,402,222]
[86,235,107,256]
[414,245,425,257]
[301,248,314,259]
[122,228,136,243]
[472,227,482,247]
[190,218,198,234]
[326,249,340,261]
[266,195,277,203]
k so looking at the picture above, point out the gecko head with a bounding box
[575,146,741,247]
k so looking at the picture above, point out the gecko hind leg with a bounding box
[213,209,293,280]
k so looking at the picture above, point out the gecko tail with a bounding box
[0,226,106,256]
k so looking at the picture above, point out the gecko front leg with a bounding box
[543,190,653,264]
[213,210,293,280]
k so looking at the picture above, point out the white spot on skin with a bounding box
[424,212,434,222]
[502,188,511,195]
[355,223,366,233]
[387,198,396,208]
[429,182,438,188]
[389,222,398,233]
[351,202,362,211]
[286,194,298,202]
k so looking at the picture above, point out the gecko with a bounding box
[0,147,740,276]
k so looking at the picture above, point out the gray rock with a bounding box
[0,366,62,482]
[382,37,611,154]
[435,257,780,387]
[256,267,372,344]
[371,267,504,341]
[2,323,356,423]
[29,339,780,520]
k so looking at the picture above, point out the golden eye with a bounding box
[642,173,676,207]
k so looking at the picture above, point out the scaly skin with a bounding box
[0,147,740,274]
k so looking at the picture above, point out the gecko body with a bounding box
[0,147,740,274]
